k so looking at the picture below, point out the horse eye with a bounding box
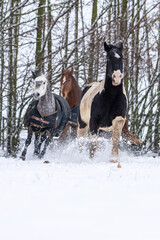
[68,79,71,82]
[43,82,45,85]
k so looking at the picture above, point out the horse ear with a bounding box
[32,71,36,79]
[119,43,123,51]
[104,42,112,52]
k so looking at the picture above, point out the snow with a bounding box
[0,139,160,240]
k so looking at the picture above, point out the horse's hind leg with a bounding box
[71,124,78,138]
[20,127,32,161]
[59,122,70,140]
[122,118,142,145]
[89,133,98,158]
[77,125,88,152]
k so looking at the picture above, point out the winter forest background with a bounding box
[0,0,159,157]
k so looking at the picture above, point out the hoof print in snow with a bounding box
[43,160,50,164]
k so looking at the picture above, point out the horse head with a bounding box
[104,42,123,86]
[32,71,49,100]
[60,69,74,99]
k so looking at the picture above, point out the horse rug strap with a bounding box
[30,108,59,129]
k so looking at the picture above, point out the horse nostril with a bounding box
[113,74,116,79]
[119,74,122,78]
[34,92,40,99]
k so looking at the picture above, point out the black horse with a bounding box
[20,71,71,160]
[78,42,127,168]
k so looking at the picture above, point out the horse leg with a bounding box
[89,133,98,158]
[122,118,142,145]
[59,122,70,140]
[38,131,52,158]
[36,131,47,155]
[34,132,40,156]
[89,120,99,158]
[77,125,88,152]
[20,127,33,161]
[71,124,78,138]
[111,116,125,168]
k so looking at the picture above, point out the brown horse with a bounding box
[60,69,81,137]
[60,69,141,145]
[60,69,82,109]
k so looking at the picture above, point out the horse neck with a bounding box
[37,85,56,116]
[68,80,81,109]
[104,71,123,97]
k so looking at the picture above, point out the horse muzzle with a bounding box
[33,92,40,100]
[112,70,123,86]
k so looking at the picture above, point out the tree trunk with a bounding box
[74,0,79,82]
[87,0,98,84]
[0,0,4,146]
[36,0,46,70]
[47,0,52,82]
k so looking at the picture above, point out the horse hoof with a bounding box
[38,155,43,159]
[117,162,122,168]
[20,156,25,161]
[110,159,117,163]
[110,159,122,168]
[34,152,39,156]
[89,152,94,158]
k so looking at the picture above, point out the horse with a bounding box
[20,71,71,160]
[78,42,129,168]
[59,69,82,137]
[60,69,142,146]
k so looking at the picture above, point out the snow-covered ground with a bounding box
[0,139,160,240]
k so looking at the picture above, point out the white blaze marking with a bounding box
[63,76,66,83]
[114,53,120,59]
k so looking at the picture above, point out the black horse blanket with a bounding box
[24,94,71,135]
[70,105,80,124]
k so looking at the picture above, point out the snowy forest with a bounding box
[0,0,159,157]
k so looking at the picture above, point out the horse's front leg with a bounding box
[35,131,47,156]
[89,120,99,158]
[38,131,52,159]
[34,132,40,156]
[77,123,88,153]
[111,116,125,168]
[20,127,33,161]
